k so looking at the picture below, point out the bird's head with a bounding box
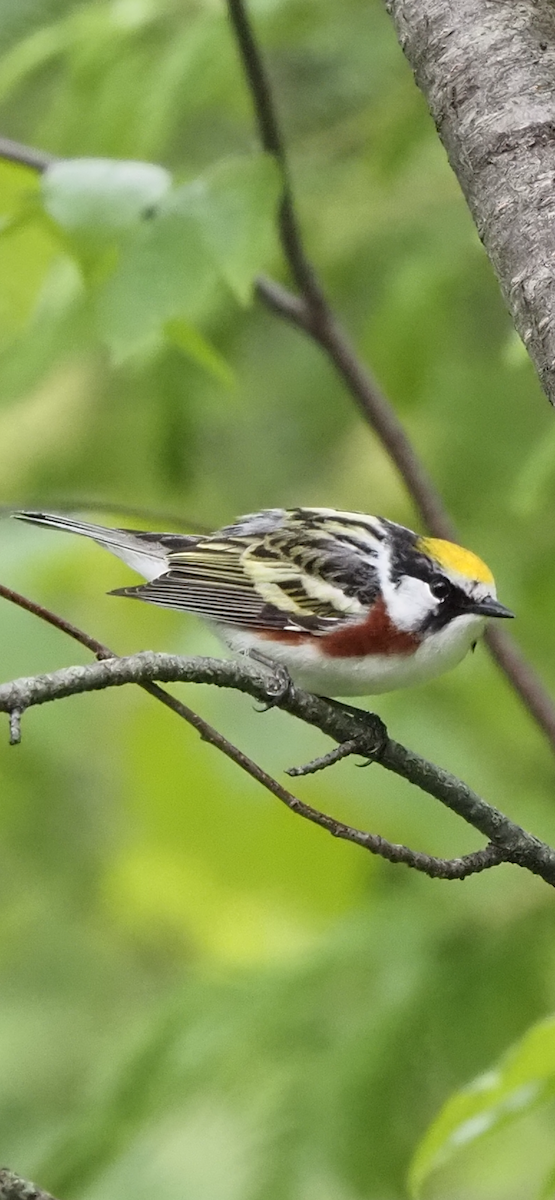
[378,525,514,637]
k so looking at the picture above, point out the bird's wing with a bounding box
[110,517,381,633]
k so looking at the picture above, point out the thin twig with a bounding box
[0,583,499,880]
[226,0,323,306]
[8,708,22,745]
[224,0,555,754]
[0,136,52,172]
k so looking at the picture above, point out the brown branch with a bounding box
[0,1169,58,1200]
[1,575,554,882]
[223,0,555,755]
[0,583,500,881]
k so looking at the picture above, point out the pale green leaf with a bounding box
[95,207,217,359]
[42,157,172,239]
[409,1015,555,1198]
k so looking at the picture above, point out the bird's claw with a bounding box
[253,663,293,711]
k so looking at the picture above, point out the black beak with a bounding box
[467,597,515,620]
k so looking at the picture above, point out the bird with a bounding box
[14,507,514,697]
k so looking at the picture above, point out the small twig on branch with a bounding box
[255,276,453,535]
[0,1168,58,1200]
[224,0,555,755]
[0,583,500,881]
[0,137,52,172]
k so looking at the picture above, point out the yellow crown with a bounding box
[417,537,494,584]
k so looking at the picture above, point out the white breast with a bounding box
[212,613,485,697]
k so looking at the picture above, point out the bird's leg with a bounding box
[246,648,293,708]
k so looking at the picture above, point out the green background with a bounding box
[1,1,555,1196]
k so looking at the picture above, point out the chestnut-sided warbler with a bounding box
[15,507,513,696]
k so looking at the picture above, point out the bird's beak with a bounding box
[467,597,515,619]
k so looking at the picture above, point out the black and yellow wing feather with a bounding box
[111,508,383,634]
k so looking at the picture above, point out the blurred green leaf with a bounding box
[409,1015,555,1197]
[85,152,279,360]
[540,1159,555,1200]
[94,205,217,360]
[511,424,555,517]
[177,154,282,304]
[0,20,70,103]
[165,318,234,387]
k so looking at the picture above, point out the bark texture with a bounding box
[384,0,555,404]
[0,1171,57,1200]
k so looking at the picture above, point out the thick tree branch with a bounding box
[383,0,555,406]
[2,646,555,884]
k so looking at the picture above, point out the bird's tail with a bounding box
[13,510,193,582]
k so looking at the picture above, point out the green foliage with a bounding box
[410,1016,555,1198]
[0,2,555,1199]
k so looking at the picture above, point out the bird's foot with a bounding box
[247,650,293,709]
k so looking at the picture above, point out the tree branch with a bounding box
[383,0,555,407]
[2,644,555,884]
[0,1169,58,1200]
[0,583,499,881]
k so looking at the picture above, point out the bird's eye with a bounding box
[430,577,450,601]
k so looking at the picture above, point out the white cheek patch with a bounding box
[383,574,436,632]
